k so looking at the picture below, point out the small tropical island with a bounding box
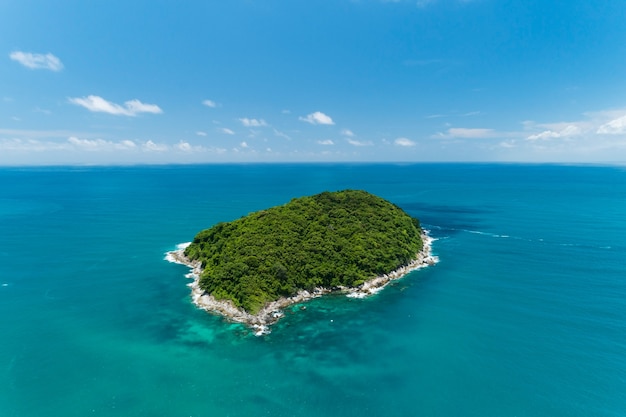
[167,189,437,334]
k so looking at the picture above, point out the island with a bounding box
[167,189,437,334]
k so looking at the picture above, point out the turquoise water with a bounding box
[1,164,625,416]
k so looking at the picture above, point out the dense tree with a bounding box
[185,190,423,314]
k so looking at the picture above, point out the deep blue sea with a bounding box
[1,163,625,417]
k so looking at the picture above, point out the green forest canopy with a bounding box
[184,190,423,314]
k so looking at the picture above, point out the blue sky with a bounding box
[2,0,626,165]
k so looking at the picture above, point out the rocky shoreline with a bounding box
[166,232,438,335]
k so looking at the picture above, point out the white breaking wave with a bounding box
[165,242,191,263]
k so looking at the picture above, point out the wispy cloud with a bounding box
[9,51,63,71]
[597,114,626,135]
[527,125,581,141]
[239,118,268,127]
[341,129,355,137]
[435,128,497,139]
[0,135,230,159]
[219,128,235,135]
[394,137,416,147]
[0,136,166,153]
[299,111,335,125]
[347,139,373,146]
[196,131,207,136]
[68,136,137,151]
[499,108,626,159]
[523,109,626,140]
[69,95,162,116]
[317,139,334,145]
[240,141,249,148]
[273,129,291,140]
[202,99,219,108]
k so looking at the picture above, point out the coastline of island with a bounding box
[166,232,438,335]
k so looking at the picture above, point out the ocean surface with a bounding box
[1,163,625,417]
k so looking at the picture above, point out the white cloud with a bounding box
[9,51,63,71]
[219,128,235,135]
[202,99,219,108]
[317,140,334,145]
[504,109,626,159]
[523,119,592,139]
[239,118,268,127]
[394,137,416,147]
[0,134,235,161]
[526,131,559,141]
[69,95,163,116]
[0,136,143,153]
[143,140,168,152]
[347,139,373,146]
[125,99,162,114]
[341,129,354,137]
[299,111,335,125]
[597,114,626,135]
[240,141,249,148]
[196,131,207,136]
[177,141,192,152]
[67,136,138,151]
[527,125,581,141]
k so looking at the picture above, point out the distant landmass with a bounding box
[167,190,436,334]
